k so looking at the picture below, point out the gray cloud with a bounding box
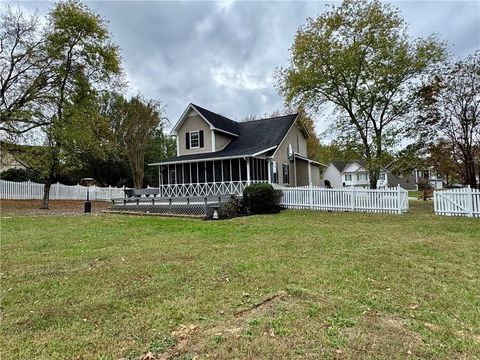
[13,0,480,133]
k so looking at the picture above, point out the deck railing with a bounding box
[157,180,267,197]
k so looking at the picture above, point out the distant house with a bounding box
[323,160,391,188]
[0,141,28,173]
[413,168,444,189]
[149,104,324,195]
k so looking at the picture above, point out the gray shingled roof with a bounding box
[191,104,240,135]
[153,113,298,164]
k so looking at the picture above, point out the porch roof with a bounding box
[148,147,276,166]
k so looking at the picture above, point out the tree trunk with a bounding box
[464,156,478,189]
[41,177,52,209]
[369,171,378,189]
[41,151,58,209]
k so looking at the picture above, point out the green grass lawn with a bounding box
[1,202,479,359]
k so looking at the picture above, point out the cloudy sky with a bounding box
[15,0,480,134]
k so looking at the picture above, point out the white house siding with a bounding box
[323,164,343,188]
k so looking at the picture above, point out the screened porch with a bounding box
[156,157,270,197]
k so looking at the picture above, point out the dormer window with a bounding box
[185,130,204,149]
[190,131,200,148]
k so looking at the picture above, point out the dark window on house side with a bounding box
[283,163,289,184]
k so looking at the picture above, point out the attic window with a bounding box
[190,131,200,148]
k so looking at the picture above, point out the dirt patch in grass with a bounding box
[342,312,424,359]
[0,199,110,216]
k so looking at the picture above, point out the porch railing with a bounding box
[158,180,267,197]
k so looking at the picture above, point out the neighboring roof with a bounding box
[190,104,239,135]
[329,160,348,172]
[150,114,298,165]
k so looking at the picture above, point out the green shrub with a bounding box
[217,197,245,219]
[0,168,42,182]
[324,179,332,189]
[242,183,281,214]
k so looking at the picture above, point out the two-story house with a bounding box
[323,160,391,188]
[149,103,323,195]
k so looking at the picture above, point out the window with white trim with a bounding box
[345,174,352,181]
[190,131,200,148]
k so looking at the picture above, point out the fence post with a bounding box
[55,181,59,200]
[467,186,474,218]
[309,183,313,210]
[92,185,96,201]
[109,185,112,200]
[28,180,32,199]
[397,186,402,214]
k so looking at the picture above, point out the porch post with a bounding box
[167,165,170,185]
[211,129,216,151]
[205,161,207,184]
[267,159,272,184]
[246,158,251,185]
[308,162,312,186]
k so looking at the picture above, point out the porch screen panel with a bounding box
[231,159,239,181]
[206,161,214,183]
[161,166,168,185]
[176,164,183,184]
[250,158,256,181]
[264,160,268,181]
[198,162,206,183]
[183,163,190,184]
[214,160,222,182]
[191,163,198,183]
[240,159,247,181]
[222,160,231,181]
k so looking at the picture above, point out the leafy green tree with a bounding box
[35,1,122,208]
[144,129,176,187]
[276,0,446,188]
[103,93,168,188]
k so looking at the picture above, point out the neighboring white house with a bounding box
[413,168,444,189]
[323,160,390,188]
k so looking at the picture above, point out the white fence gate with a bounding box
[434,188,480,218]
[0,180,124,201]
[279,185,409,214]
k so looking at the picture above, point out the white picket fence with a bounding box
[434,187,480,218]
[279,185,409,214]
[0,180,124,201]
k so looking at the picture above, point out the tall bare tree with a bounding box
[0,5,52,137]
[415,51,480,188]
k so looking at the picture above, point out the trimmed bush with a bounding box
[242,183,281,214]
[217,197,245,219]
